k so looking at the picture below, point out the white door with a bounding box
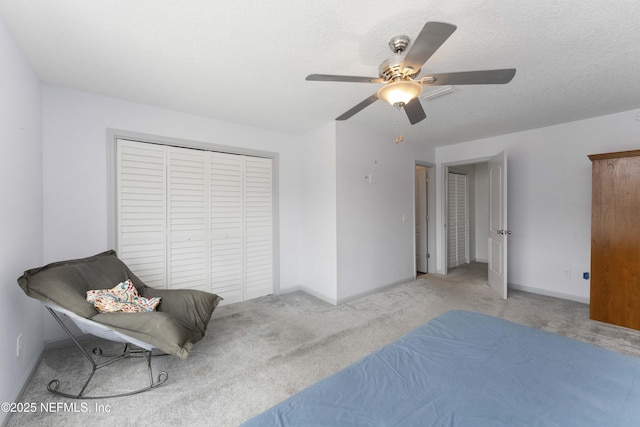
[116,140,273,303]
[488,151,508,299]
[415,166,428,273]
[244,156,273,300]
[210,152,245,304]
[167,147,210,292]
[116,140,167,289]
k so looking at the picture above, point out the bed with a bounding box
[241,310,640,426]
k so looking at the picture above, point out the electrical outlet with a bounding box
[561,268,571,279]
[17,333,23,357]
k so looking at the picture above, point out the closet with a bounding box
[116,139,273,304]
[588,150,640,330]
[448,172,469,268]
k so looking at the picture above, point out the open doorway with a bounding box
[445,162,489,283]
[415,164,435,277]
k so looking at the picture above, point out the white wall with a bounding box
[41,87,438,311]
[299,123,338,303]
[0,16,44,425]
[335,123,435,302]
[42,86,304,340]
[436,109,640,302]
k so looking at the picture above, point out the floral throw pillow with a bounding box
[86,279,161,313]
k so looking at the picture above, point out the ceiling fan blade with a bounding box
[336,93,379,121]
[423,69,516,85]
[404,98,427,125]
[402,22,457,72]
[306,74,384,84]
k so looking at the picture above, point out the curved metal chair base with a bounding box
[46,307,169,399]
[46,371,168,400]
[92,345,167,358]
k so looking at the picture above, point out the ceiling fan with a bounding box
[306,21,516,125]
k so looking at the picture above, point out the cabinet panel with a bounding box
[589,150,640,330]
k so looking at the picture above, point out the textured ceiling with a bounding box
[1,0,640,146]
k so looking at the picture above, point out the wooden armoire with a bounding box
[588,150,640,330]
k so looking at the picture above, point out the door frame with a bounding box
[439,156,494,275]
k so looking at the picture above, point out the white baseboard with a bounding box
[280,285,337,306]
[281,276,417,306]
[1,345,44,427]
[509,283,590,304]
[337,276,416,305]
[44,333,92,350]
[282,279,591,309]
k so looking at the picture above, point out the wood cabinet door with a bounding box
[589,151,640,330]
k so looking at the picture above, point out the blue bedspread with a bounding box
[241,310,640,426]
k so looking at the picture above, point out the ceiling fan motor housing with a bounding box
[388,35,410,53]
[380,35,421,81]
[378,54,420,81]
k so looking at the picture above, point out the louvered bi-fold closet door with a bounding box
[210,152,245,304]
[448,172,469,269]
[117,140,167,288]
[117,140,273,302]
[244,157,273,300]
[209,154,273,303]
[167,147,210,292]
[447,175,457,268]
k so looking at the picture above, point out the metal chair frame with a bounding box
[45,306,168,399]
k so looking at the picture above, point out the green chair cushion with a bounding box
[17,250,222,359]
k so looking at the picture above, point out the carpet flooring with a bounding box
[8,264,640,426]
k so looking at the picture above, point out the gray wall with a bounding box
[336,123,435,302]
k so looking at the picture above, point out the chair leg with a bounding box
[46,307,168,399]
[92,343,167,358]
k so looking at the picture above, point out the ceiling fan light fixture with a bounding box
[377,80,423,108]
